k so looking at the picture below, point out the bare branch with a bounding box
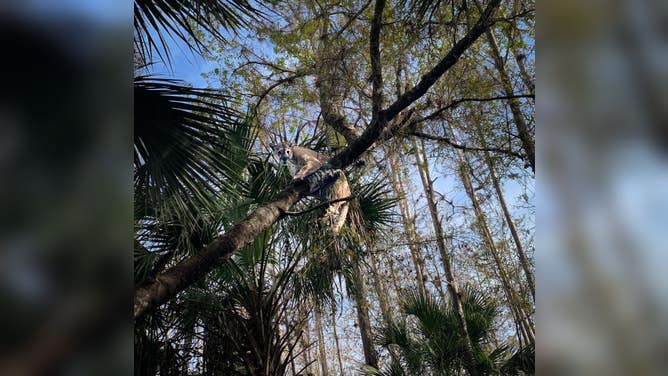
[417,93,534,124]
[256,71,309,108]
[381,0,502,121]
[233,60,296,75]
[411,131,525,160]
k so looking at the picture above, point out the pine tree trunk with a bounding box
[315,308,329,376]
[411,138,480,376]
[469,0,534,172]
[455,147,535,344]
[350,263,379,369]
[480,142,535,301]
[386,149,429,298]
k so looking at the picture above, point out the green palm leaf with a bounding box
[348,177,399,238]
[134,76,251,229]
[134,0,264,64]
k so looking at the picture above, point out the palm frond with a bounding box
[361,361,407,376]
[134,0,265,64]
[134,76,252,230]
[349,178,399,237]
[403,289,450,335]
[501,342,535,375]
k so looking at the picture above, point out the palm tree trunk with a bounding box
[411,138,480,376]
[315,308,329,375]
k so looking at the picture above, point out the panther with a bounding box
[272,142,350,235]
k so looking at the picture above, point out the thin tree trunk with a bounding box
[315,309,329,376]
[370,251,403,366]
[427,252,448,301]
[471,0,534,172]
[386,149,429,298]
[411,138,480,376]
[480,141,535,300]
[299,303,314,375]
[502,0,534,94]
[487,29,534,172]
[370,252,394,325]
[350,263,379,369]
[455,146,534,344]
[330,306,345,376]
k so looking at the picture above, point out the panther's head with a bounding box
[271,142,294,165]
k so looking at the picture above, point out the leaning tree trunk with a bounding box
[455,147,535,345]
[470,0,534,172]
[411,138,480,376]
[480,137,535,301]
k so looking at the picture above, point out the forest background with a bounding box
[0,0,666,375]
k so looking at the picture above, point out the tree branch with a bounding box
[411,130,525,159]
[334,0,373,39]
[382,0,502,121]
[256,71,309,107]
[330,0,502,169]
[417,94,534,124]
